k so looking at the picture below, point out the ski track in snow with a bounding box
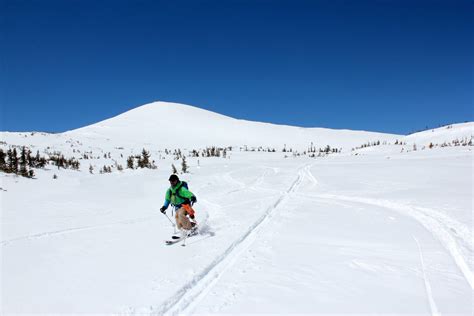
[221,166,280,195]
[128,164,310,316]
[304,166,319,187]
[1,216,156,246]
[413,236,441,316]
[314,193,474,289]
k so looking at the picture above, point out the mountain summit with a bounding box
[66,101,398,150]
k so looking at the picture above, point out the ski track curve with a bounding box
[316,193,474,289]
[129,164,310,316]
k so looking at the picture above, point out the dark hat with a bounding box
[169,174,179,182]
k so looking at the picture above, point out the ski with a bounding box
[165,237,184,245]
[170,227,198,240]
[171,232,197,240]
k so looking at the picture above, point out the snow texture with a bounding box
[1,101,473,314]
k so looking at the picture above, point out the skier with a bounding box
[160,174,197,235]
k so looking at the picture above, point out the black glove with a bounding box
[160,206,167,214]
[190,196,197,204]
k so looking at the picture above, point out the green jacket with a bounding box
[164,181,194,208]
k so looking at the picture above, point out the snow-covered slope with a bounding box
[1,101,473,314]
[405,122,473,146]
[64,101,399,150]
[1,148,472,314]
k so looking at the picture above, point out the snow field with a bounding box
[1,102,472,314]
[2,149,472,314]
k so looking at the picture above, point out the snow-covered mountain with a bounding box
[64,101,399,150]
[2,101,472,153]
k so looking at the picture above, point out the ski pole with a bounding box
[163,210,178,234]
[163,212,175,227]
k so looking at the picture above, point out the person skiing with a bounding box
[160,174,197,233]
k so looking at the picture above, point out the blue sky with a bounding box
[2,0,473,134]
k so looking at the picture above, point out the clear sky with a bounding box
[2,0,473,134]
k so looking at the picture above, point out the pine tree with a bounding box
[19,147,28,177]
[89,165,94,174]
[9,148,19,174]
[26,148,33,167]
[181,157,188,174]
[0,149,6,172]
[140,148,151,168]
[127,156,134,169]
[33,150,41,168]
[171,164,178,174]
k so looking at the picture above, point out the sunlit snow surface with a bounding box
[1,102,472,314]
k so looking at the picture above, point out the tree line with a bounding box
[0,146,81,179]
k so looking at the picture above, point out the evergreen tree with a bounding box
[19,147,28,177]
[34,150,41,167]
[181,157,188,173]
[89,165,94,174]
[26,148,33,167]
[127,156,134,169]
[171,164,178,174]
[140,148,151,168]
[9,148,19,174]
[0,149,6,172]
